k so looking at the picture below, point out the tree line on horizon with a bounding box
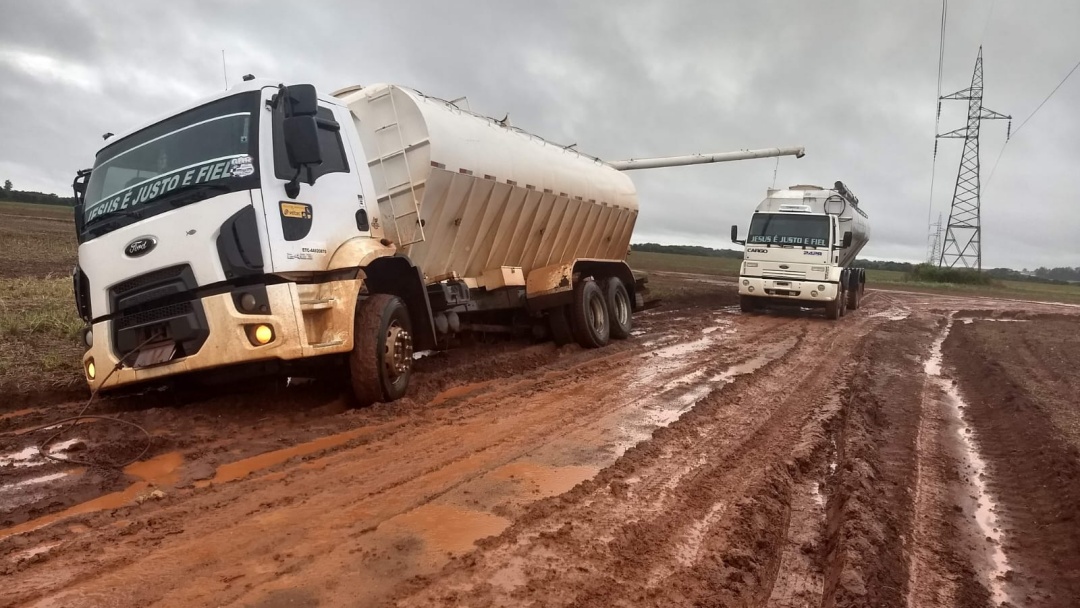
[630,242,1080,284]
[1,180,76,207]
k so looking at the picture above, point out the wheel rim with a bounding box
[614,290,630,327]
[588,293,608,335]
[384,322,413,380]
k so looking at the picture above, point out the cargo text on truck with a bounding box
[70,79,803,405]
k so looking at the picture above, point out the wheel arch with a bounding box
[360,255,437,350]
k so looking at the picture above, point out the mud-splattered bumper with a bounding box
[82,280,360,391]
[737,277,838,304]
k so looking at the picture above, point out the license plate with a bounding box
[134,342,177,368]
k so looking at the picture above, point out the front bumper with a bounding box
[737,276,839,304]
[82,280,360,391]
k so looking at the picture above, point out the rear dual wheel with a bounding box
[563,277,632,349]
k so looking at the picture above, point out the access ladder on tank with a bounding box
[364,87,427,246]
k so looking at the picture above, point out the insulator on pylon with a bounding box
[1006,120,1011,141]
[933,141,938,158]
[937,101,942,119]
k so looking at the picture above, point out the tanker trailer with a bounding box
[730,182,870,319]
[71,78,803,405]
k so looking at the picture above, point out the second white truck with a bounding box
[731,182,870,319]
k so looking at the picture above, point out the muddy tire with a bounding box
[825,290,842,320]
[604,278,632,340]
[548,305,574,346]
[847,281,861,310]
[739,295,757,313]
[349,294,413,406]
[571,280,610,348]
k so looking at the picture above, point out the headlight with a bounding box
[742,279,749,286]
[818,285,826,291]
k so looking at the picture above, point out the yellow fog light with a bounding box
[86,359,96,380]
[249,324,274,345]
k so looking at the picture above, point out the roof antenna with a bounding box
[221,50,229,90]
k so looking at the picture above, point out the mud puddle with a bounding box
[0,451,184,540]
[926,316,1011,606]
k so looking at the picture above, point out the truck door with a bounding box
[257,89,371,273]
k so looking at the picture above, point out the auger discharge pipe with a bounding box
[607,146,806,171]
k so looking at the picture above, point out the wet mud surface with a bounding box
[1,276,1079,607]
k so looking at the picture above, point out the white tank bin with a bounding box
[336,84,639,283]
[755,184,870,268]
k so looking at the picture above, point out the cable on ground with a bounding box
[23,332,164,469]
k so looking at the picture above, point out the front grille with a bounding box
[111,265,187,295]
[764,269,807,280]
[115,301,194,330]
[108,264,197,313]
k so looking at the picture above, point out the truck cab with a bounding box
[731,183,869,320]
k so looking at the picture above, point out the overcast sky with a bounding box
[2,1,1077,269]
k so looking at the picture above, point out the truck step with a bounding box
[309,340,344,349]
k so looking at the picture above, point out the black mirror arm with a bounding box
[285,166,303,199]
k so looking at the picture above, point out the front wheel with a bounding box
[825,289,843,320]
[739,295,757,313]
[349,294,413,406]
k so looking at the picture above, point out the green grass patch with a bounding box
[905,263,996,286]
[0,277,83,339]
[628,251,741,277]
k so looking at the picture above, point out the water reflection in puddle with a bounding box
[926,316,1011,606]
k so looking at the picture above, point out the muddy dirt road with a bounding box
[2,278,1079,607]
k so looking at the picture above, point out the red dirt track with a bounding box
[2,277,1079,607]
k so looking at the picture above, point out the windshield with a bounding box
[82,92,260,235]
[748,213,831,247]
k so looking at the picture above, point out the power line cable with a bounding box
[985,53,1080,188]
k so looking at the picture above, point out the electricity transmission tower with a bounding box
[937,47,1010,270]
[927,213,944,264]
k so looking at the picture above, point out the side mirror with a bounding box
[283,116,322,167]
[282,116,322,198]
[284,84,318,117]
[842,232,853,248]
[730,225,742,244]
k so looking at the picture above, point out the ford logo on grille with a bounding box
[779,264,789,269]
[124,236,157,258]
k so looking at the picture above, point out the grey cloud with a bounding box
[1,0,1077,269]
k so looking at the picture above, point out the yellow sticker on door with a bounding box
[280,202,312,219]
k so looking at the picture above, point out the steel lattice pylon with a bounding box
[937,47,1010,270]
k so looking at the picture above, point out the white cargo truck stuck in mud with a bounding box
[731,182,869,319]
[71,78,802,404]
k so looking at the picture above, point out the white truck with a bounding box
[71,78,803,404]
[730,182,869,319]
